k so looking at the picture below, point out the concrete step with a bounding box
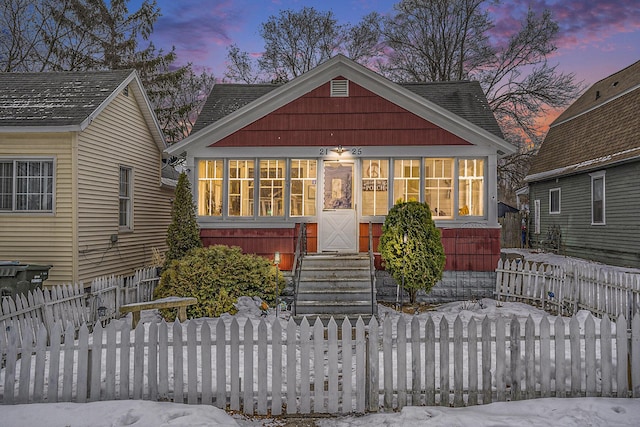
[297,290,373,302]
[295,300,375,315]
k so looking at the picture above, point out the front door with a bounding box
[319,161,357,252]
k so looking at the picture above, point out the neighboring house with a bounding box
[0,70,174,286]
[166,55,515,298]
[525,60,640,268]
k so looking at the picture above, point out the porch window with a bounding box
[228,160,254,216]
[0,159,54,212]
[393,159,420,203]
[424,158,453,218]
[259,159,284,217]
[590,171,605,225]
[290,159,317,216]
[458,158,484,216]
[549,188,560,214]
[119,166,132,228]
[198,160,223,216]
[361,159,389,216]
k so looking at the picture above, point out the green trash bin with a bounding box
[0,261,53,299]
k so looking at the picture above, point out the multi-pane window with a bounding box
[393,159,420,203]
[549,188,560,214]
[591,172,605,224]
[119,166,132,228]
[228,160,254,216]
[0,159,54,212]
[290,159,317,216]
[361,159,388,216]
[458,159,484,216]
[198,160,223,216]
[259,159,284,217]
[424,158,453,218]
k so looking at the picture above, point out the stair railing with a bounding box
[368,221,376,315]
[291,222,307,316]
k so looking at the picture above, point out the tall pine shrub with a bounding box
[164,171,201,267]
[379,201,445,303]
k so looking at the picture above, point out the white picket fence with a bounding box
[495,259,640,322]
[2,313,639,411]
[0,267,159,349]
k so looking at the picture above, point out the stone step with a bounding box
[295,300,375,315]
[297,290,373,302]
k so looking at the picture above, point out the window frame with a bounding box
[549,188,561,214]
[361,158,389,217]
[0,157,55,214]
[590,171,605,225]
[290,159,317,217]
[119,166,133,230]
[457,158,485,217]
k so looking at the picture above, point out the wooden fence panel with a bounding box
[3,313,640,414]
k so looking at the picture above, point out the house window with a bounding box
[549,188,560,214]
[458,158,484,216]
[425,158,453,218]
[534,199,540,234]
[198,160,223,216]
[290,159,317,216]
[228,160,254,216]
[362,159,389,216]
[393,159,420,203]
[259,159,284,217]
[591,171,605,225]
[119,166,132,228]
[0,159,54,212]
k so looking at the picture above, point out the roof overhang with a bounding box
[166,55,515,157]
[0,71,167,156]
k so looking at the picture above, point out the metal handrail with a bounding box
[368,221,376,315]
[291,223,307,316]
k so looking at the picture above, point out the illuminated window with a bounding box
[228,160,254,216]
[424,158,453,218]
[290,159,317,216]
[259,159,284,217]
[362,159,388,216]
[198,160,223,216]
[458,159,484,216]
[393,159,420,203]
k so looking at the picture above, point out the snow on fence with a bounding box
[0,267,159,349]
[495,259,640,323]
[1,313,639,412]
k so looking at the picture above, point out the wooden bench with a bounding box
[119,296,197,328]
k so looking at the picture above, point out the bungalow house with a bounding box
[525,60,640,268]
[0,70,174,286]
[166,55,515,305]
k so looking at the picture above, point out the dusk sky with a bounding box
[140,0,639,125]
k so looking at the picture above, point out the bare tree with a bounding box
[380,0,583,198]
[224,7,382,83]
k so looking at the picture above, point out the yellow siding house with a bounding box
[0,70,174,285]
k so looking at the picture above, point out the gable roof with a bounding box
[526,60,640,182]
[192,80,503,140]
[0,70,166,152]
[168,55,514,156]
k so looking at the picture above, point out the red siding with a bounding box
[211,80,472,147]
[203,224,499,272]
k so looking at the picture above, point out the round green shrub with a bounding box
[153,245,285,319]
[379,201,446,303]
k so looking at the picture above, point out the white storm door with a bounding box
[319,161,357,252]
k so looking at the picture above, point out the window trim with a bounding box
[119,166,133,230]
[534,199,541,234]
[0,157,55,214]
[549,188,561,214]
[590,170,606,225]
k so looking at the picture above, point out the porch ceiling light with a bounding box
[331,145,347,155]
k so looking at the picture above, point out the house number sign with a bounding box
[319,147,363,156]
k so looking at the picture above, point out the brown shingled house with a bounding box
[525,60,640,268]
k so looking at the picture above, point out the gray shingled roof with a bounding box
[0,70,133,128]
[192,80,503,139]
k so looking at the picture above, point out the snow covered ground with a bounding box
[1,292,639,426]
